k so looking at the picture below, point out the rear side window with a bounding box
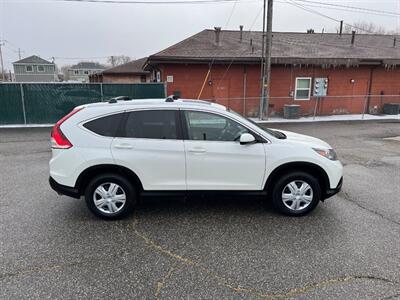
[124,110,177,139]
[83,113,123,137]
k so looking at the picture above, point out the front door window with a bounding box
[184,111,248,142]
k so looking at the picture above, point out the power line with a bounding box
[197,0,239,98]
[286,0,399,39]
[214,5,264,89]
[52,0,250,4]
[52,56,110,60]
[3,44,19,54]
[293,0,400,17]
[286,0,341,22]
[288,2,400,18]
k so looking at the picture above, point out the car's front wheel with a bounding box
[271,171,321,216]
[84,173,136,219]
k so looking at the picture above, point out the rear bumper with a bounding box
[49,177,81,199]
[324,177,343,200]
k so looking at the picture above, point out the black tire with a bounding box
[84,173,136,220]
[271,171,321,216]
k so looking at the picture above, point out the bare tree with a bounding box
[339,21,387,34]
[0,69,11,81]
[387,27,400,35]
[60,65,72,81]
[107,55,131,67]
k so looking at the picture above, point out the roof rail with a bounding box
[108,96,131,103]
[165,95,179,102]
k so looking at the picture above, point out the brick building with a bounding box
[90,57,151,83]
[147,28,400,117]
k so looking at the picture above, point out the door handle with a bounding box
[114,143,133,149]
[188,147,206,153]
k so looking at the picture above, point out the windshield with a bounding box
[227,108,287,139]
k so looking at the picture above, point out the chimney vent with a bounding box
[214,27,221,45]
[351,30,356,45]
[239,25,243,42]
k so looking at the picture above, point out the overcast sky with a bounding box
[1,0,399,70]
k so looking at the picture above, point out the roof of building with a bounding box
[149,29,400,66]
[13,55,54,65]
[101,57,150,75]
[70,62,106,70]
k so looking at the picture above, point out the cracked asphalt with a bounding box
[1,120,399,299]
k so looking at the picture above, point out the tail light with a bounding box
[51,107,83,149]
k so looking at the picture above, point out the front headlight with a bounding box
[313,148,338,161]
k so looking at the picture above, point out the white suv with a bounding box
[49,97,343,219]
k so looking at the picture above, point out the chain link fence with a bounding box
[1,84,399,125]
[0,83,166,125]
[202,95,400,119]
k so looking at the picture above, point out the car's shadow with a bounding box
[136,195,274,215]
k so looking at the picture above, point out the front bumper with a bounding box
[49,177,81,199]
[324,177,343,200]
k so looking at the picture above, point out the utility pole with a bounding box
[52,57,57,81]
[259,0,266,119]
[260,0,273,120]
[0,40,5,81]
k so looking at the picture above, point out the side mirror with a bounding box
[239,133,256,145]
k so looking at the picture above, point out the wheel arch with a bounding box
[264,162,330,199]
[75,164,143,196]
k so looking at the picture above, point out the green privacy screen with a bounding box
[0,84,25,125]
[0,83,166,125]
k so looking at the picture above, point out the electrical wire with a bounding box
[293,0,400,17]
[52,56,110,60]
[52,0,250,4]
[285,0,399,42]
[214,5,264,89]
[197,0,239,98]
[287,2,400,18]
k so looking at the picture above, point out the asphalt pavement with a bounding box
[0,120,399,299]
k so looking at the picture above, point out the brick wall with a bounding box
[159,63,400,116]
[100,74,151,83]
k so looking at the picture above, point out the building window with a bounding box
[26,65,33,72]
[84,70,89,75]
[140,75,146,82]
[37,65,45,72]
[294,77,312,100]
[74,70,79,75]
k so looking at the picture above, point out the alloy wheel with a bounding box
[281,180,313,211]
[93,182,126,214]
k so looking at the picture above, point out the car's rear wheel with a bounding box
[84,173,136,219]
[271,171,321,216]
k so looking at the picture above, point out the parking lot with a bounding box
[1,120,399,299]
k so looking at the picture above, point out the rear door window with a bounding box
[83,113,124,137]
[124,110,178,139]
